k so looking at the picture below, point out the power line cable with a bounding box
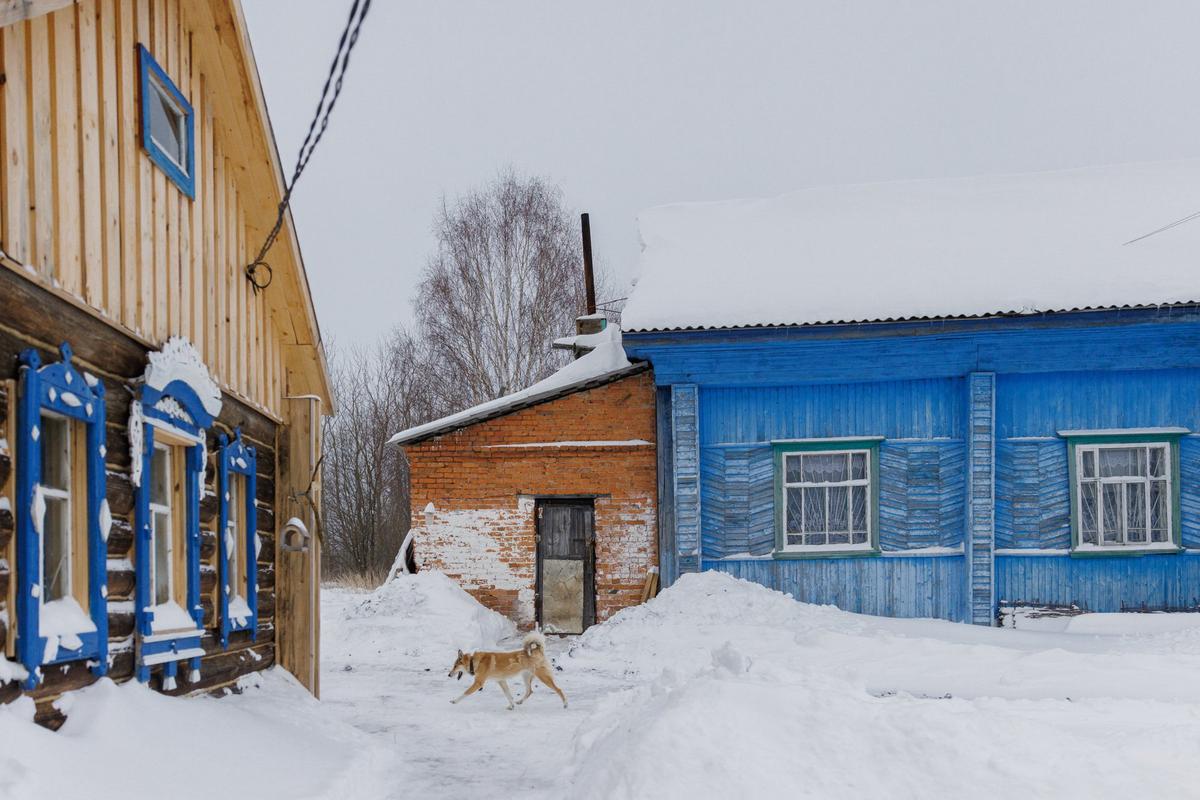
[1122,209,1200,246]
[245,0,373,292]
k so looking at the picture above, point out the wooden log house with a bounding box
[0,0,331,726]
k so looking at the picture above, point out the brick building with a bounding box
[390,325,658,631]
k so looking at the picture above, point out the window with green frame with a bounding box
[773,438,881,556]
[1062,430,1186,554]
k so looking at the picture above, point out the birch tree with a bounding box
[416,172,592,404]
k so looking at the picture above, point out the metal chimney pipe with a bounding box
[581,212,597,315]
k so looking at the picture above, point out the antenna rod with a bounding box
[581,212,597,315]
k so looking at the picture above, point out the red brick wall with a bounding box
[404,369,658,627]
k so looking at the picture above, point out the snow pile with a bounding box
[328,571,516,665]
[388,323,633,445]
[624,159,1200,331]
[0,670,387,800]
[561,572,1200,799]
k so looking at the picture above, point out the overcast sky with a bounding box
[242,0,1200,349]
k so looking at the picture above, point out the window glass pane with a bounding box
[153,511,171,606]
[785,487,802,534]
[1149,447,1167,478]
[228,477,240,581]
[851,486,867,533]
[1150,480,1169,542]
[1080,482,1098,544]
[828,485,849,534]
[151,446,170,507]
[851,529,867,545]
[786,534,802,546]
[149,79,185,167]
[1101,483,1122,542]
[1099,447,1141,478]
[1125,483,1146,543]
[1081,450,1095,479]
[784,455,803,484]
[803,453,847,483]
[851,452,867,480]
[40,414,70,491]
[802,487,826,534]
[43,496,70,602]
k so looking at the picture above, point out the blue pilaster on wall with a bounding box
[671,384,701,576]
[966,372,996,625]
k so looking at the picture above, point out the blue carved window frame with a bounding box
[138,44,195,198]
[14,344,109,688]
[218,430,258,647]
[132,377,213,687]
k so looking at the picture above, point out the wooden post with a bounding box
[277,387,322,696]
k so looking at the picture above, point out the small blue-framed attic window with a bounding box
[14,343,109,689]
[218,430,258,647]
[138,44,194,198]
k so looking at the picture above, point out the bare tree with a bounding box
[416,172,596,405]
[321,333,442,582]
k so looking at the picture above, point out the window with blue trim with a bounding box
[131,338,222,689]
[218,430,258,647]
[14,344,109,689]
[138,44,194,198]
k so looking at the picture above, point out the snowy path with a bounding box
[319,589,619,799]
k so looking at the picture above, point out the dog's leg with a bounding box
[516,672,535,705]
[535,666,568,708]
[498,679,516,710]
[451,674,486,704]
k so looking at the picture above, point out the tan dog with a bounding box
[448,631,568,710]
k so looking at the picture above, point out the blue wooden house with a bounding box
[621,160,1200,624]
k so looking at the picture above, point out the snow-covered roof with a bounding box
[623,159,1200,332]
[388,324,642,446]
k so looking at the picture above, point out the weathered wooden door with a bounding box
[536,500,595,634]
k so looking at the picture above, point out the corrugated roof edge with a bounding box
[622,301,1200,333]
[389,361,652,447]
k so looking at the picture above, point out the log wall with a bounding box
[0,265,280,726]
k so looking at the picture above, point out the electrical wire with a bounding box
[245,0,373,292]
[1122,209,1200,246]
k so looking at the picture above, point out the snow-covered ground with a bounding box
[7,570,1200,799]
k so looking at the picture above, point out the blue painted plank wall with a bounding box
[626,312,1200,387]
[699,380,963,444]
[708,555,966,622]
[994,441,1071,550]
[966,373,996,624]
[997,554,1200,612]
[878,442,965,550]
[671,384,701,575]
[995,368,1200,438]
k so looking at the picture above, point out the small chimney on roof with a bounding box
[552,213,607,358]
[581,212,597,316]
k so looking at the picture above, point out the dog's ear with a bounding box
[457,649,463,658]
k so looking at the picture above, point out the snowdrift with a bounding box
[562,572,1200,800]
[0,670,382,800]
[325,571,516,665]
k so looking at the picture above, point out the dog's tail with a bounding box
[523,630,546,656]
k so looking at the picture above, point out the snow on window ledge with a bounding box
[149,600,199,634]
[39,598,98,659]
[227,595,252,628]
[775,543,877,557]
[1071,542,1181,555]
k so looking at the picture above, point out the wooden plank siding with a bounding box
[0,0,329,420]
[0,0,329,707]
